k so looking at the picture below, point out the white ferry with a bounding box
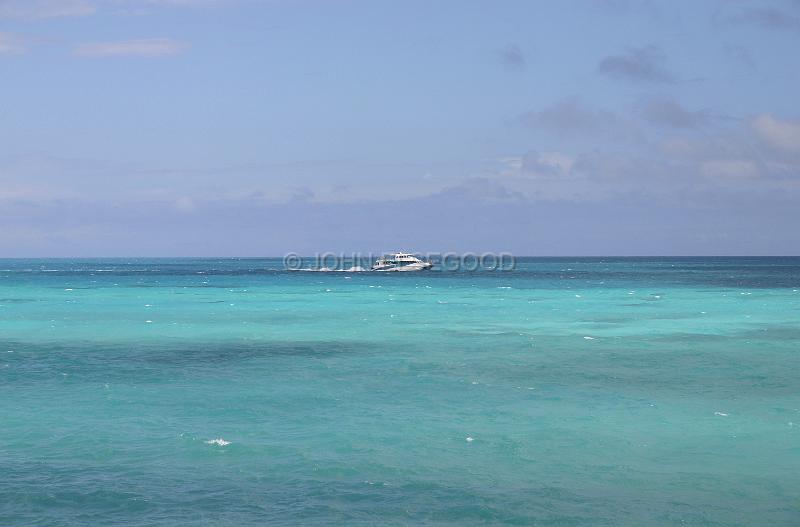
[371,252,433,272]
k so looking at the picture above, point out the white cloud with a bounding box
[521,97,618,136]
[175,196,196,212]
[597,45,674,83]
[0,32,25,54]
[74,38,187,57]
[0,183,79,202]
[512,151,575,179]
[640,98,712,129]
[139,0,228,4]
[532,152,574,175]
[0,0,95,19]
[0,0,231,18]
[701,160,760,179]
[752,114,800,154]
[101,0,235,11]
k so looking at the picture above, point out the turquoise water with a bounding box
[1,257,799,526]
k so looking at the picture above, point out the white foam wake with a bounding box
[293,266,368,272]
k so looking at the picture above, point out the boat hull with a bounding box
[372,262,433,272]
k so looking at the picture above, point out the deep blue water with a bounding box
[1,257,799,525]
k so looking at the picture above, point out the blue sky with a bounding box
[1,0,799,256]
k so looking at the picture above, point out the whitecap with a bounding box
[583,336,595,340]
[466,437,474,442]
[205,438,231,446]
[714,412,728,417]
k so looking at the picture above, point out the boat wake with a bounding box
[292,266,369,272]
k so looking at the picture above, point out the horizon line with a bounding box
[1,255,799,259]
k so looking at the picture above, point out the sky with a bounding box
[1,0,799,256]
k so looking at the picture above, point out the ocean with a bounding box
[1,257,798,525]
